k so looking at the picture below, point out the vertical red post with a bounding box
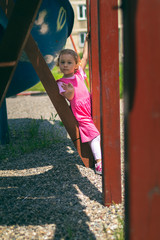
[98,0,121,206]
[87,0,101,132]
[123,0,160,239]
[88,0,121,205]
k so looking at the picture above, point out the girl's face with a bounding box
[59,54,77,78]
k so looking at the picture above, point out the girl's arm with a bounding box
[80,33,89,71]
[61,83,75,101]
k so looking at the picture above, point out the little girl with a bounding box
[56,34,102,175]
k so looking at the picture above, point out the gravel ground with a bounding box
[0,94,124,240]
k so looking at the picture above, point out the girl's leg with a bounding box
[88,135,102,175]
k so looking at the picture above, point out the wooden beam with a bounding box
[98,0,121,205]
[87,0,101,132]
[87,0,121,205]
[0,0,43,106]
[123,0,160,239]
[25,35,93,167]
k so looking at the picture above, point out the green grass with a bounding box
[103,208,124,240]
[26,66,63,92]
[27,64,123,97]
[27,81,46,92]
[114,216,124,240]
[0,116,62,161]
[51,65,63,80]
[119,63,123,98]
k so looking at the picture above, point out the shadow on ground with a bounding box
[0,118,102,239]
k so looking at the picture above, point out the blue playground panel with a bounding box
[0,0,74,97]
[0,0,74,144]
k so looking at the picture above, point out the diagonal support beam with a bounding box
[0,0,43,106]
[25,35,93,167]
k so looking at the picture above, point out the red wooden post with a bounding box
[87,0,101,132]
[98,0,121,206]
[123,0,160,239]
[87,0,121,205]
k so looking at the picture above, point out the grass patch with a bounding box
[119,62,123,98]
[114,216,124,240]
[26,81,46,92]
[26,66,63,92]
[0,117,63,161]
[51,66,63,80]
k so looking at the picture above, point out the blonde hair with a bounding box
[57,49,80,72]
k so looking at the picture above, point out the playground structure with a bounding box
[0,0,74,143]
[0,0,160,239]
[0,0,74,98]
[0,0,121,204]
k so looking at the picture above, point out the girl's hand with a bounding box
[62,83,74,91]
[61,83,74,100]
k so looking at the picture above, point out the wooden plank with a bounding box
[87,0,101,132]
[25,35,93,167]
[123,0,160,239]
[0,0,42,106]
[98,0,121,205]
